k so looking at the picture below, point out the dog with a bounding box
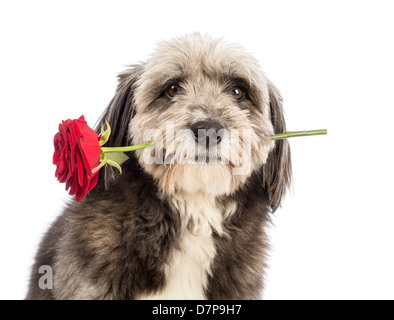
[26,33,291,299]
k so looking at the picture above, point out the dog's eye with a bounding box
[230,86,246,101]
[165,85,181,98]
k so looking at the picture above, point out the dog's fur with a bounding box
[26,34,291,299]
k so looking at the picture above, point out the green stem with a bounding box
[91,152,107,174]
[101,142,152,153]
[100,130,327,154]
[271,129,327,140]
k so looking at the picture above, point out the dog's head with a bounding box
[98,34,291,211]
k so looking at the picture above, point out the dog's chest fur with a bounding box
[140,192,229,299]
[27,164,272,300]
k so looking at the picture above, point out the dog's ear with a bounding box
[263,81,292,212]
[95,64,144,189]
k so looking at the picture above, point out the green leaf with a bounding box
[106,159,123,174]
[99,121,111,146]
[105,152,129,166]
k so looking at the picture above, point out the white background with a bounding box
[1,0,393,300]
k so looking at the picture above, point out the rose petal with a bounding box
[53,132,62,164]
[74,118,101,171]
[75,146,84,187]
[69,172,79,196]
[53,116,102,201]
[87,171,99,194]
[65,123,79,183]
[76,169,90,202]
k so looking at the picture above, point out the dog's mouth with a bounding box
[163,150,238,168]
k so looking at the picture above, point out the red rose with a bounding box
[53,115,101,201]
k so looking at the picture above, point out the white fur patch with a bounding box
[140,192,230,300]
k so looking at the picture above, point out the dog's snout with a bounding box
[191,120,224,145]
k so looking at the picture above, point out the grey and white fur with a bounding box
[27,33,291,300]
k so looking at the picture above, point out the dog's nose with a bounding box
[191,120,224,145]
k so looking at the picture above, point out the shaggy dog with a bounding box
[27,33,291,299]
